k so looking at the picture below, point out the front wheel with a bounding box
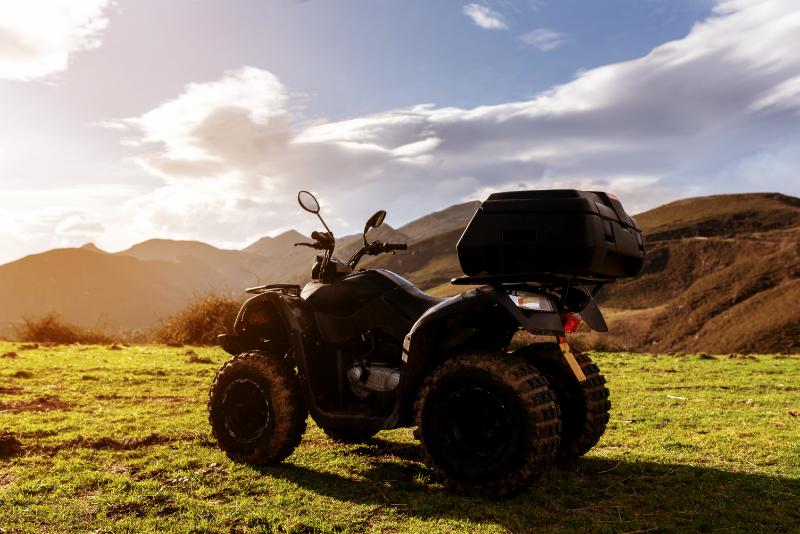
[414,353,561,497]
[208,351,307,464]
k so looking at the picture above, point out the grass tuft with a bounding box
[152,292,240,346]
[12,312,115,344]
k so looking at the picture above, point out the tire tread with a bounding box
[413,352,561,497]
[208,351,307,464]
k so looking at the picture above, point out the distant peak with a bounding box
[243,229,308,256]
[274,229,307,240]
[80,243,106,253]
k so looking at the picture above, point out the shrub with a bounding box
[153,292,240,346]
[13,313,114,344]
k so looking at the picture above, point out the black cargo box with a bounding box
[456,190,645,282]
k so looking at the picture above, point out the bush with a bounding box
[13,313,115,344]
[153,292,240,346]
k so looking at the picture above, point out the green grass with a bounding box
[1,343,799,533]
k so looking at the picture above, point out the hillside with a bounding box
[371,193,800,353]
[0,248,229,333]
[582,193,800,353]
[242,231,319,284]
[0,192,796,353]
[397,201,481,241]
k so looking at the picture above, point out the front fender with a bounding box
[217,292,295,356]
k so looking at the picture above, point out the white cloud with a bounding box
[0,0,112,81]
[0,185,140,264]
[54,214,105,238]
[109,0,800,246]
[0,206,106,264]
[520,28,565,51]
[109,66,289,167]
[463,4,508,30]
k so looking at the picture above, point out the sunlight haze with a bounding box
[1,0,798,264]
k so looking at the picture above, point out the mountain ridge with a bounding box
[1,192,796,352]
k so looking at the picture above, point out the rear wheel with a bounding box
[208,351,307,464]
[516,343,610,462]
[414,353,561,497]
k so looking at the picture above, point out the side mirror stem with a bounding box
[316,212,333,237]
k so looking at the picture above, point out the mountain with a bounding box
[333,201,480,292]
[0,248,226,333]
[241,230,319,284]
[0,192,796,353]
[80,243,107,254]
[577,193,800,354]
[334,224,411,262]
[119,238,303,288]
[367,193,800,352]
[634,192,800,240]
[362,227,465,292]
[397,201,481,242]
[244,230,308,257]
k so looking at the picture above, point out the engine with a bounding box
[346,365,400,398]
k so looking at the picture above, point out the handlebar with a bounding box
[384,243,407,251]
[294,230,334,250]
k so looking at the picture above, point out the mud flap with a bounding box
[559,342,587,383]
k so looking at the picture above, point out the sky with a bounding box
[1,0,799,264]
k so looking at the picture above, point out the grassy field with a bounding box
[1,342,799,533]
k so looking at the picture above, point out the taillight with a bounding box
[560,312,582,333]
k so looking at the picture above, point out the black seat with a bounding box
[386,285,444,323]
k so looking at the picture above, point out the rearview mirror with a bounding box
[363,210,387,245]
[298,191,320,214]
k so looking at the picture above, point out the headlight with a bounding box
[509,292,556,313]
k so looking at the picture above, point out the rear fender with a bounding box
[579,297,608,332]
[396,286,564,424]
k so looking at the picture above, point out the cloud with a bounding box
[0,206,107,264]
[463,4,508,30]
[110,66,290,169]
[110,0,800,246]
[0,185,139,264]
[0,0,112,81]
[55,214,106,238]
[520,28,565,51]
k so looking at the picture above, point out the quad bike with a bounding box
[208,189,645,496]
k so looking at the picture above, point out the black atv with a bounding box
[208,189,645,496]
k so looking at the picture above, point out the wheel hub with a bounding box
[222,378,271,443]
[442,386,512,463]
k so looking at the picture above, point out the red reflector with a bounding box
[606,192,619,201]
[560,312,582,333]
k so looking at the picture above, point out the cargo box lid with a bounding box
[481,189,640,231]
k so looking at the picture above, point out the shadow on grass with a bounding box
[267,438,800,532]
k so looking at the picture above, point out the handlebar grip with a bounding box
[311,231,324,240]
[385,243,407,251]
